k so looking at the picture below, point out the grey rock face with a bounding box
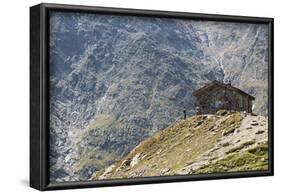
[49,12,269,182]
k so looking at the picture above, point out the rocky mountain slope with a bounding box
[92,110,268,179]
[48,11,269,182]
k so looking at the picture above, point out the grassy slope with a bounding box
[196,142,268,173]
[92,110,268,180]
[92,111,268,179]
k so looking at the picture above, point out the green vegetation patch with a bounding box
[221,112,242,136]
[248,143,268,156]
[195,142,268,174]
[74,146,120,174]
[225,140,256,154]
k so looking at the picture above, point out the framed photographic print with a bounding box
[30,3,274,191]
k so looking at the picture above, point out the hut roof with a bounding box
[192,80,255,100]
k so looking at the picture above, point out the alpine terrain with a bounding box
[49,11,269,182]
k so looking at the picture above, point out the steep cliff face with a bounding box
[49,11,269,182]
[92,111,268,179]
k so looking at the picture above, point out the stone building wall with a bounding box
[195,86,252,114]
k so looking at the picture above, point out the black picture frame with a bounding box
[30,3,274,191]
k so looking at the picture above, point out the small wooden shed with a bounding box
[192,80,255,114]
